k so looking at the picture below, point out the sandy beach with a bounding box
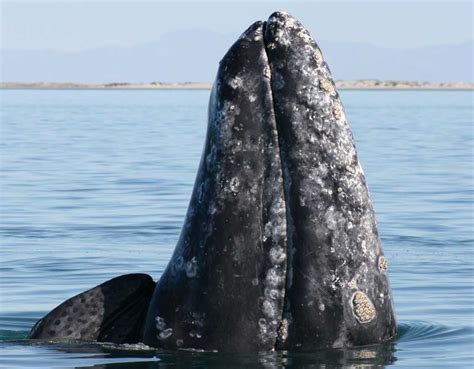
[1,80,473,91]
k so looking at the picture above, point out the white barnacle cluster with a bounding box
[228,75,244,90]
[339,163,366,200]
[262,300,277,317]
[319,78,335,96]
[352,292,376,323]
[229,176,240,194]
[253,26,263,42]
[263,65,271,79]
[332,103,343,120]
[265,267,285,287]
[378,256,388,273]
[266,195,287,242]
[347,279,357,289]
[278,318,289,341]
[313,48,323,64]
[263,221,272,243]
[259,246,286,342]
[297,26,313,45]
[270,21,290,47]
[263,217,285,246]
[329,271,342,292]
[258,318,272,343]
[155,316,173,340]
[270,246,286,264]
[324,205,343,232]
[280,12,311,47]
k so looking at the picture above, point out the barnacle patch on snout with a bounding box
[351,292,376,323]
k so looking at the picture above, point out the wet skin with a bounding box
[29,12,396,352]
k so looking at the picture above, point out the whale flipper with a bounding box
[28,274,155,344]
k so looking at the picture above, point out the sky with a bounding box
[1,1,473,52]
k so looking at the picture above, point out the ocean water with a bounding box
[0,89,472,368]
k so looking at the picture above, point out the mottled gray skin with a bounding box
[264,12,397,350]
[142,21,287,352]
[28,274,155,343]
[28,12,396,352]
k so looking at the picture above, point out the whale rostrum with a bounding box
[29,12,396,352]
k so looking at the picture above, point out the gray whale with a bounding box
[29,12,396,352]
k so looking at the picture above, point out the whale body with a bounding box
[29,12,396,352]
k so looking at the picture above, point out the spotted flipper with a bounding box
[28,274,155,344]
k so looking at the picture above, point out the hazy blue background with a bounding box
[1,1,473,83]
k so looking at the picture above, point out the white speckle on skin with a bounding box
[269,289,280,300]
[186,257,198,278]
[228,76,243,89]
[378,256,388,272]
[313,49,322,62]
[265,268,284,287]
[263,65,271,79]
[325,206,339,231]
[262,300,276,318]
[155,316,166,331]
[270,247,286,264]
[229,177,239,193]
[158,328,173,340]
[348,279,357,289]
[278,319,289,341]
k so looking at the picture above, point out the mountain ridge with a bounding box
[2,29,472,83]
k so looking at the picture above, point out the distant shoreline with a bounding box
[1,81,473,91]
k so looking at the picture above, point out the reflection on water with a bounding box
[1,338,397,368]
[5,320,472,369]
[0,90,473,368]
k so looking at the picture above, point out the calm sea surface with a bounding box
[0,89,473,368]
